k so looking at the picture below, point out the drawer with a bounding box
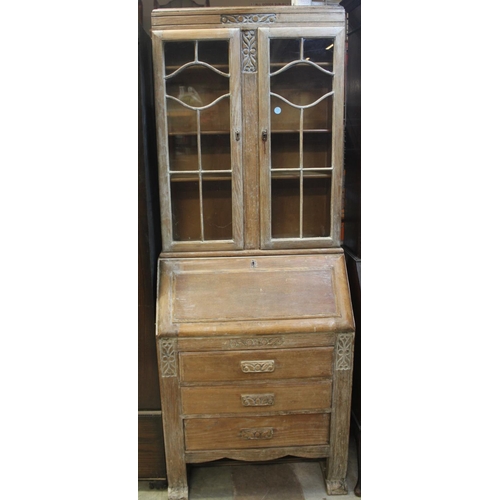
[181,380,332,415]
[179,347,334,383]
[184,413,330,451]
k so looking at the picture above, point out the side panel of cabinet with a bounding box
[258,26,345,250]
[152,28,243,253]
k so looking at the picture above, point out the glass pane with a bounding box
[167,99,197,135]
[303,38,334,70]
[163,37,234,247]
[203,178,232,240]
[271,176,300,238]
[166,66,229,108]
[198,40,229,68]
[164,41,194,75]
[267,37,335,242]
[271,95,299,132]
[169,135,198,171]
[271,133,299,170]
[303,173,332,238]
[171,178,201,241]
[201,134,231,171]
[271,65,332,108]
[303,132,332,169]
[303,94,332,130]
[200,96,230,133]
[270,38,300,67]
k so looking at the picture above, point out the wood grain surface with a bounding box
[156,254,354,336]
[180,347,333,383]
[184,413,330,451]
[149,5,353,498]
[181,379,332,415]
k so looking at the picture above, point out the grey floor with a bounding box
[139,435,359,499]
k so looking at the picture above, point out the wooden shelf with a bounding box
[168,130,230,136]
[271,171,332,180]
[170,173,232,183]
[271,129,331,134]
[168,129,330,137]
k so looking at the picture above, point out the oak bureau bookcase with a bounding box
[151,5,355,499]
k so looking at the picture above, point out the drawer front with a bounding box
[181,380,332,415]
[184,413,330,451]
[179,347,334,383]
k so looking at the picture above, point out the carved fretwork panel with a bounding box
[242,30,257,73]
[240,360,275,373]
[239,427,274,440]
[221,13,276,24]
[241,394,275,407]
[159,338,178,377]
[226,336,284,349]
[335,333,354,371]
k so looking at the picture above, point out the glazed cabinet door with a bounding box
[258,27,345,249]
[152,29,243,252]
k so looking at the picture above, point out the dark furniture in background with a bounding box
[340,0,361,496]
[341,0,361,257]
[344,247,360,496]
[138,22,165,481]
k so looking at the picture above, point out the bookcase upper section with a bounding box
[151,5,346,252]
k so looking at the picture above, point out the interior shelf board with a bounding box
[170,175,232,183]
[271,129,331,134]
[168,130,231,136]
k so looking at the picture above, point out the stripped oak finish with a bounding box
[151,5,353,499]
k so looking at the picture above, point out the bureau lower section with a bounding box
[157,337,354,498]
[155,253,355,498]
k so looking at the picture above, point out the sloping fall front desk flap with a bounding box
[156,253,354,337]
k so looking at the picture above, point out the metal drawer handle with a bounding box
[240,360,275,373]
[239,427,274,440]
[241,393,275,406]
